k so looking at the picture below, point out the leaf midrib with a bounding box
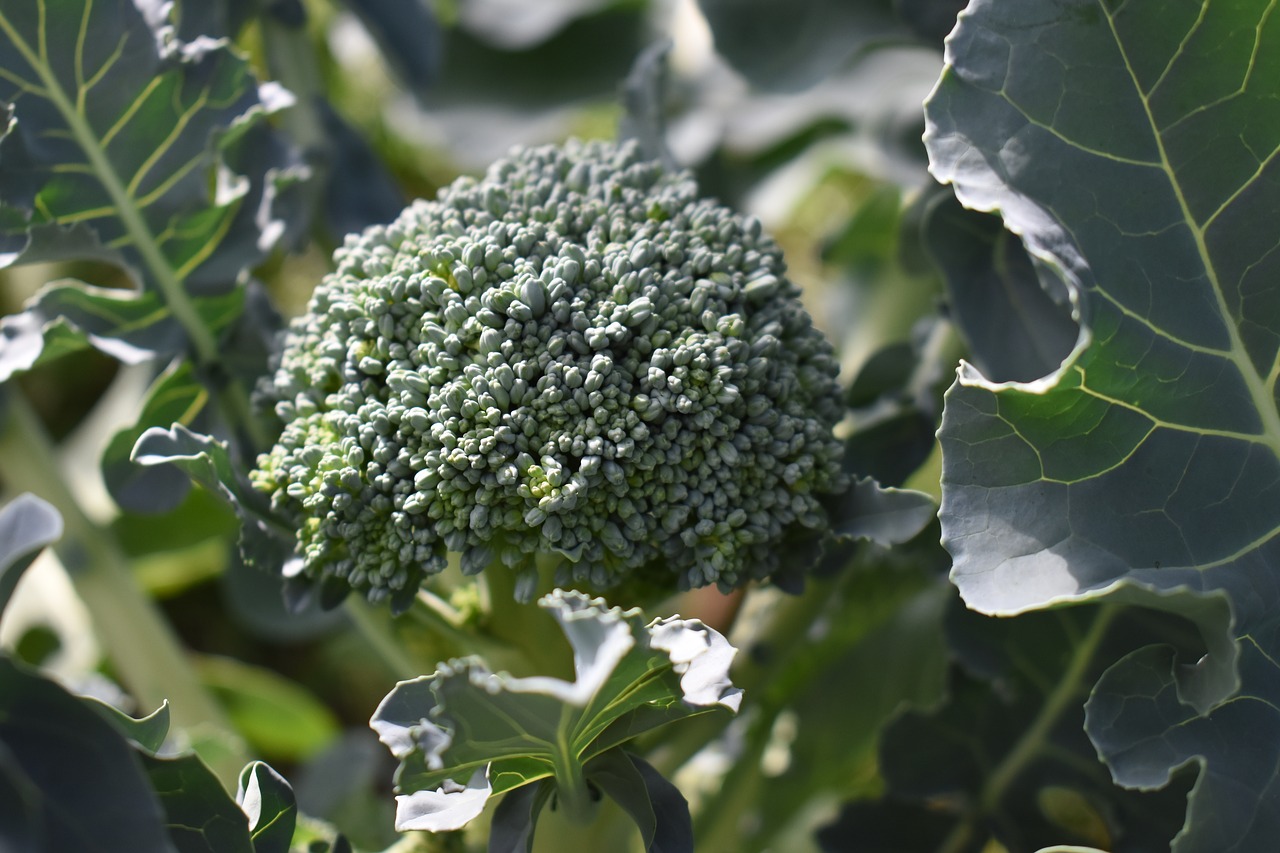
[0,3,219,364]
[1101,0,1280,463]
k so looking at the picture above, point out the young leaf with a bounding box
[488,779,554,853]
[827,477,936,548]
[102,359,208,513]
[370,590,740,837]
[587,750,693,853]
[0,492,62,614]
[236,761,298,853]
[925,2,1280,846]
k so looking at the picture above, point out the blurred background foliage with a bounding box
[0,0,1005,849]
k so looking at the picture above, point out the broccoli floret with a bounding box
[252,139,848,606]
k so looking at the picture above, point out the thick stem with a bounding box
[552,709,597,825]
[0,390,246,783]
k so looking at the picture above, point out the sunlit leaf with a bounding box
[926,2,1280,847]
[370,590,740,837]
[236,761,297,853]
[0,282,242,383]
[0,1,299,293]
[923,191,1078,384]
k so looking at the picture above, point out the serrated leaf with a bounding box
[140,751,254,853]
[370,590,739,835]
[0,656,178,853]
[0,492,62,615]
[925,2,1280,846]
[1085,640,1280,853]
[236,761,297,853]
[0,1,299,296]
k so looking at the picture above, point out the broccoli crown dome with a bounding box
[253,139,848,606]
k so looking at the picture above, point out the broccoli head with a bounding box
[252,139,848,607]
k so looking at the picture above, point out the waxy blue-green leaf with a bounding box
[925,1,1280,848]
[0,1,297,293]
[923,191,1078,384]
[0,492,62,615]
[102,359,207,512]
[371,590,740,839]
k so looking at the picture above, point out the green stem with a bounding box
[482,562,568,677]
[552,710,597,825]
[0,390,246,783]
[344,598,424,681]
[935,605,1120,853]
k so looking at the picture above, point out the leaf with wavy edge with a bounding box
[926,0,1280,848]
[370,590,739,838]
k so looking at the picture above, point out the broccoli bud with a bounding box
[252,139,848,606]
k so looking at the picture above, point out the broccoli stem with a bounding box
[481,559,573,678]
[552,707,597,825]
[0,387,247,783]
[344,597,425,681]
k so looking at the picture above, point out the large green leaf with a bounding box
[0,0,301,372]
[925,0,1280,848]
[0,656,178,853]
[0,0,296,290]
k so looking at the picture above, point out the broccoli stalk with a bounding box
[252,139,848,608]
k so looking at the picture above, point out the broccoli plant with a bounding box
[2,0,1279,852]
